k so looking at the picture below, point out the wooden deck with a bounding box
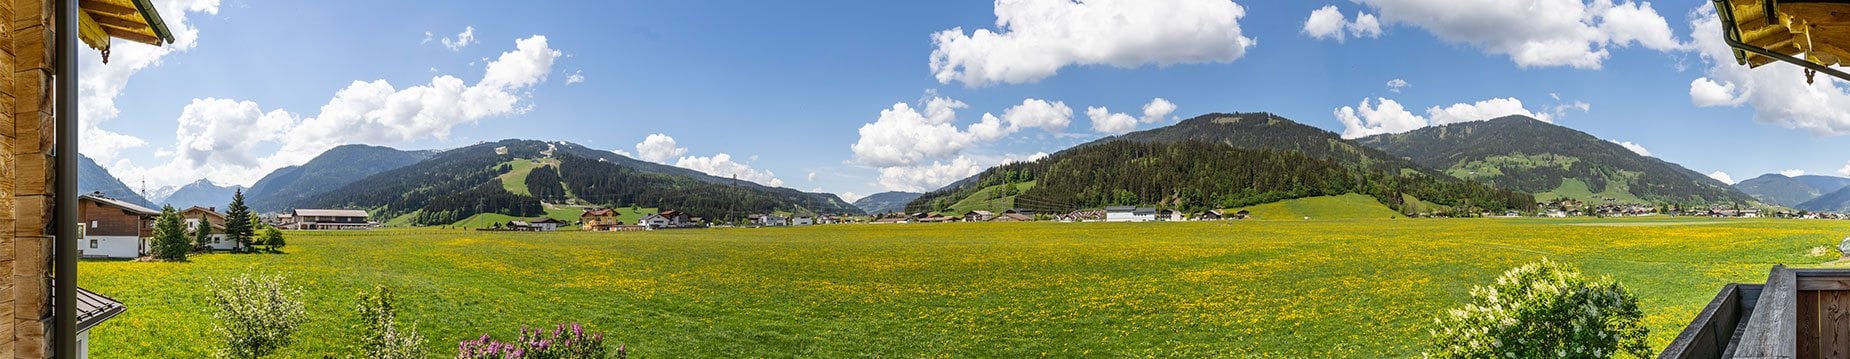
[1664,266,1850,359]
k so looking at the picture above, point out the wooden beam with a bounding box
[1798,278,1850,291]
[76,0,136,16]
[83,12,146,31]
[1736,265,1798,359]
[97,27,158,46]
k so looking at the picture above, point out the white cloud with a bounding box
[1028,152,1051,161]
[421,31,433,45]
[1428,97,1551,125]
[1387,78,1409,93]
[1708,171,1736,185]
[635,133,688,163]
[1552,100,1592,119]
[1688,77,1742,107]
[111,35,563,189]
[1335,98,1427,139]
[565,70,585,85]
[1141,98,1177,123]
[1335,97,1552,138]
[675,153,783,187]
[1607,140,1652,157]
[929,0,1256,86]
[1840,162,1850,177]
[77,0,221,164]
[1780,169,1807,177]
[852,95,1073,166]
[1354,0,1685,69]
[877,156,989,193]
[441,26,478,51]
[1304,5,1382,42]
[1087,106,1139,134]
[1687,7,1850,135]
[839,192,865,203]
[1304,5,1349,41]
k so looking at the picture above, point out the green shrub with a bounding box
[209,273,307,358]
[1426,259,1650,358]
[353,286,424,359]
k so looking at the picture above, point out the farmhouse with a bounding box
[791,216,815,226]
[962,210,994,222]
[78,194,158,259]
[1104,206,1157,222]
[1156,209,1182,221]
[283,209,373,230]
[1194,210,1224,221]
[580,208,621,231]
[179,206,237,251]
[1059,210,1104,222]
[992,213,1032,222]
[509,218,564,232]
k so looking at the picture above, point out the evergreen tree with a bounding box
[225,189,253,252]
[262,227,285,251]
[152,206,188,261]
[192,213,214,251]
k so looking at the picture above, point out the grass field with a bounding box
[943,181,1037,214]
[1232,193,1405,220]
[496,158,559,196]
[80,218,1850,357]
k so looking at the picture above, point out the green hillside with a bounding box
[1231,193,1404,220]
[452,206,659,229]
[943,181,1036,214]
[496,158,560,196]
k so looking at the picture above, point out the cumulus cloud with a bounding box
[1551,100,1592,119]
[441,26,478,51]
[111,35,563,188]
[851,96,1072,167]
[1708,171,1735,184]
[1841,162,1850,177]
[676,153,784,187]
[1335,98,1427,139]
[1607,140,1652,157]
[1688,7,1850,135]
[635,133,688,163]
[1303,5,1382,42]
[1087,106,1139,134]
[565,70,585,85]
[839,192,864,203]
[1780,169,1806,177]
[1141,98,1177,123]
[1353,0,1685,69]
[930,0,1256,86]
[1335,97,1551,138]
[877,156,988,193]
[78,0,221,164]
[1387,78,1409,93]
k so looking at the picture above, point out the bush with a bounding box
[1426,259,1650,358]
[353,286,424,359]
[457,323,622,359]
[209,273,308,358]
[262,227,286,250]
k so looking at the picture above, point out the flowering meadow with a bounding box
[78,218,1850,357]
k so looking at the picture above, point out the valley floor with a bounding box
[80,218,1850,357]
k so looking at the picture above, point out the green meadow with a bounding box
[81,218,1850,357]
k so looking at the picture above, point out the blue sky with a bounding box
[86,0,1850,201]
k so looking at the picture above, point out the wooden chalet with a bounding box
[178,206,236,251]
[76,194,157,259]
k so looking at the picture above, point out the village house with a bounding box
[1155,209,1182,221]
[78,194,158,259]
[179,206,237,251]
[749,214,788,227]
[1104,206,1157,222]
[579,208,621,231]
[871,217,909,224]
[992,213,1032,222]
[962,210,994,222]
[791,216,815,226]
[508,218,565,232]
[1059,210,1105,222]
[282,209,373,230]
[1194,210,1224,221]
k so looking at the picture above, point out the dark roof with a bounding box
[80,194,159,216]
[293,209,369,217]
[50,282,126,333]
[581,208,616,217]
[529,218,565,224]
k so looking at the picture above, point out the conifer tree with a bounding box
[225,189,254,251]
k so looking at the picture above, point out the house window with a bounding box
[89,220,98,228]
[88,240,97,249]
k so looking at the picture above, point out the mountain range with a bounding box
[153,179,244,210]
[907,112,1535,215]
[245,144,435,212]
[852,192,921,214]
[1734,173,1850,211]
[1356,116,1753,204]
[77,155,156,208]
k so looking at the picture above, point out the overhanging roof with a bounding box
[78,0,174,59]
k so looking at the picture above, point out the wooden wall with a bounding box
[1797,281,1850,358]
[4,0,55,357]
